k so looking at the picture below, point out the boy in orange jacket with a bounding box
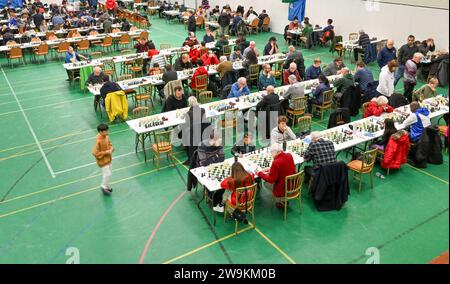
[92,124,114,195]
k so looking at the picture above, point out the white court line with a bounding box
[1,68,56,178]
[0,97,91,117]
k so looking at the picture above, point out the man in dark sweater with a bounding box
[162,86,188,112]
[395,35,419,86]
[354,29,371,62]
[218,8,231,36]
[377,39,397,68]
[174,54,193,71]
[87,66,107,86]
[99,76,121,103]
[32,9,44,28]
[187,10,196,33]
[162,64,178,84]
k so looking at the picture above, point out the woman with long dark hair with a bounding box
[220,162,255,210]
[307,74,330,114]
[370,118,397,151]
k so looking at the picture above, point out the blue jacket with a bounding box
[354,68,374,92]
[377,46,397,68]
[410,108,430,142]
[65,51,81,63]
[312,83,331,103]
[305,65,322,80]
[258,72,276,90]
[228,82,250,99]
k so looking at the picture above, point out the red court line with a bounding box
[429,251,449,264]
[139,190,187,264]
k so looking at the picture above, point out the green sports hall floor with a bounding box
[0,16,448,264]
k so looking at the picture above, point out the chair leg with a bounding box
[284,200,288,221]
[223,205,227,223]
[370,172,374,190]
[234,220,238,236]
[298,196,303,214]
[358,173,362,193]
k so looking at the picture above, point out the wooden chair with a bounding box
[312,89,334,121]
[198,91,213,104]
[45,31,56,40]
[247,64,261,88]
[7,46,24,67]
[248,18,260,34]
[89,30,103,45]
[160,43,171,50]
[195,16,204,29]
[221,108,239,129]
[77,39,90,52]
[129,58,144,78]
[224,183,258,235]
[54,41,70,60]
[362,102,370,115]
[286,97,307,129]
[136,30,149,42]
[297,115,312,134]
[151,131,173,170]
[272,61,284,82]
[347,149,378,193]
[132,106,150,118]
[102,59,117,81]
[33,43,49,63]
[112,28,121,33]
[117,33,131,51]
[95,35,113,52]
[349,32,359,41]
[261,17,271,32]
[118,74,137,99]
[191,74,208,97]
[222,45,232,58]
[135,85,154,107]
[277,171,305,220]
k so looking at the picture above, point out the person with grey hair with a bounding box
[86,66,107,86]
[282,74,305,110]
[284,45,305,78]
[323,57,346,76]
[283,62,301,85]
[255,143,296,209]
[354,29,371,62]
[228,77,250,98]
[403,52,424,102]
[303,131,337,183]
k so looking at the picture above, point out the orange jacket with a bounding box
[92,134,113,167]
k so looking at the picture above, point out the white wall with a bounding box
[305,0,449,50]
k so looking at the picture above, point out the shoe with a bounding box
[183,160,190,165]
[276,202,289,209]
[213,204,224,213]
[101,187,112,195]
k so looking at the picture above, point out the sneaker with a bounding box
[213,204,224,213]
[101,187,112,195]
[375,172,385,179]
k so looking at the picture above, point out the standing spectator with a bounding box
[377,60,398,98]
[218,8,231,36]
[395,35,419,86]
[353,29,371,62]
[187,10,196,33]
[377,39,397,68]
[92,124,114,195]
[284,46,305,78]
[105,0,117,16]
[404,52,424,102]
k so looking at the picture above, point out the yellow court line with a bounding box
[1,149,188,204]
[405,164,449,185]
[163,226,254,264]
[0,163,180,219]
[312,121,326,129]
[253,226,297,264]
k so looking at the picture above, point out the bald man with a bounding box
[377,39,397,68]
[86,66,107,86]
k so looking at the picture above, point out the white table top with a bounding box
[339,39,385,49]
[163,10,181,16]
[191,95,449,192]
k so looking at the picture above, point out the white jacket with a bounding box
[376,65,395,97]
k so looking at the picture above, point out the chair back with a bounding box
[89,30,99,36]
[31,37,41,43]
[78,39,90,50]
[133,106,150,118]
[284,171,304,199]
[291,96,307,112]
[194,74,208,90]
[153,131,172,152]
[349,32,359,41]
[250,18,259,28]
[297,116,312,134]
[9,46,22,58]
[102,35,113,46]
[112,28,121,33]
[248,64,260,81]
[322,89,334,106]
[139,30,149,41]
[198,91,213,104]
[359,149,378,173]
[222,45,232,57]
[57,41,70,53]
[234,183,258,212]
[118,74,132,81]
[36,43,49,54]
[45,31,56,40]
[195,16,204,26]
[6,40,17,46]
[102,59,116,75]
[119,33,130,44]
[223,108,239,128]
[163,80,183,99]
[263,17,270,27]
[362,102,370,114]
[130,26,138,31]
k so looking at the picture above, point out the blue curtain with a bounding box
[288,0,306,22]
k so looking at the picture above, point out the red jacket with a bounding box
[201,53,219,66]
[189,48,201,64]
[382,130,410,170]
[363,102,394,118]
[257,152,296,198]
[220,174,255,205]
[147,49,159,61]
[106,0,117,10]
[283,69,301,85]
[190,67,208,89]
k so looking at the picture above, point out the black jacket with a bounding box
[174,57,193,71]
[231,143,256,156]
[99,81,122,99]
[162,94,188,112]
[311,161,349,211]
[408,125,443,167]
[398,44,419,65]
[339,85,361,117]
[86,72,107,85]
[388,93,409,108]
[162,70,178,84]
[327,108,350,129]
[187,15,196,32]
[178,106,210,146]
[255,93,280,113]
[218,12,231,27]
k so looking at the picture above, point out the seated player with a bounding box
[220,162,256,210]
[162,86,188,112]
[403,101,431,143]
[255,143,296,209]
[86,66,107,86]
[363,96,394,118]
[271,116,296,144]
[231,134,256,157]
[303,131,336,183]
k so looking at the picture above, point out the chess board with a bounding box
[240,93,262,104]
[200,162,232,182]
[287,140,308,157]
[245,148,273,169]
[137,116,167,128]
[383,111,408,125]
[323,129,354,145]
[352,118,384,133]
[208,102,235,112]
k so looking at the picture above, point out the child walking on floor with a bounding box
[92,124,114,195]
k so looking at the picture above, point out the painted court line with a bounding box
[1,68,56,178]
[162,226,254,264]
[253,226,297,264]
[405,164,449,185]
